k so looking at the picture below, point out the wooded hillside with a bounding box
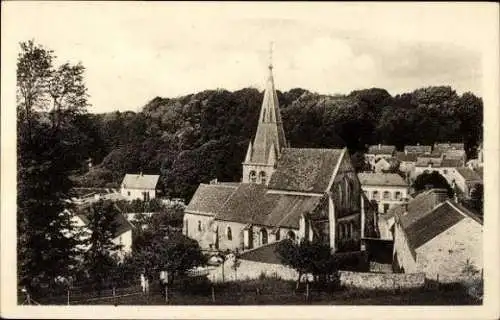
[72,86,483,202]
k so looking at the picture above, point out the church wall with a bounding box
[330,152,362,218]
[183,213,216,250]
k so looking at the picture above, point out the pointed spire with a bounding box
[245,141,253,163]
[268,143,276,165]
[249,45,287,164]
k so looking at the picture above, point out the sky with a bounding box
[2,2,497,113]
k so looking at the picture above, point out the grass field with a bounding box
[29,277,480,306]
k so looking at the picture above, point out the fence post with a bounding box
[436,274,440,290]
[306,282,310,303]
[211,285,215,303]
[113,287,116,306]
[67,289,70,306]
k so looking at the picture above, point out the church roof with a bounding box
[214,183,322,229]
[268,148,345,193]
[185,183,238,216]
[121,173,159,190]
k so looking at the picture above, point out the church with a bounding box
[183,58,378,254]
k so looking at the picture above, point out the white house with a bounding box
[413,156,462,185]
[365,144,396,169]
[452,167,483,198]
[357,173,409,214]
[120,173,160,201]
[66,207,134,261]
[393,189,482,283]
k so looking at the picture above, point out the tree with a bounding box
[275,239,337,289]
[81,200,123,295]
[132,231,206,285]
[17,40,89,293]
[412,171,453,197]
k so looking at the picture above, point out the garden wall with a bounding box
[339,271,425,290]
[207,259,425,290]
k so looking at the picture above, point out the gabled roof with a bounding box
[404,145,432,154]
[76,205,133,238]
[455,167,482,182]
[404,202,465,250]
[441,159,463,168]
[395,152,418,162]
[434,142,465,152]
[185,183,238,216]
[215,183,322,229]
[396,189,450,229]
[121,174,160,190]
[367,145,396,155]
[268,148,345,193]
[357,173,407,187]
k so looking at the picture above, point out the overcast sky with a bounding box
[3,2,496,113]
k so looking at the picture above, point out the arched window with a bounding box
[383,191,390,200]
[344,178,350,206]
[287,230,296,241]
[259,171,267,185]
[373,191,379,200]
[338,184,343,204]
[344,224,349,239]
[262,109,266,122]
[260,228,268,245]
[349,223,354,239]
[338,224,343,239]
[249,170,257,183]
[226,226,232,240]
[197,221,202,232]
[395,191,401,200]
[275,229,280,241]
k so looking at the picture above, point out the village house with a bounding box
[452,167,483,198]
[373,157,400,173]
[466,143,483,170]
[120,173,160,201]
[433,142,467,166]
[184,61,378,255]
[413,154,463,184]
[64,206,134,261]
[365,144,396,170]
[392,188,482,283]
[357,173,409,214]
[404,144,432,155]
[394,152,419,179]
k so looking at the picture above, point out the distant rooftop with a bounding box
[357,173,407,187]
[121,173,160,190]
[367,144,396,155]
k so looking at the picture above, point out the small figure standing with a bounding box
[140,272,149,294]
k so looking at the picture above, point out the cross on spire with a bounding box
[269,41,274,70]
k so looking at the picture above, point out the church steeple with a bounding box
[242,44,287,185]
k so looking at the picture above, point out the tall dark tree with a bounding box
[412,171,453,197]
[17,40,89,293]
[81,200,123,295]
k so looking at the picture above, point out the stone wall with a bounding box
[207,258,424,291]
[339,271,425,290]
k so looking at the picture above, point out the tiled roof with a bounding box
[441,159,463,168]
[443,149,466,160]
[268,148,344,193]
[215,183,322,228]
[77,205,133,238]
[239,241,284,264]
[397,189,449,229]
[121,174,160,190]
[404,202,465,251]
[395,152,418,162]
[455,167,482,182]
[404,145,432,154]
[357,173,407,187]
[367,145,396,155]
[434,142,465,152]
[185,183,238,216]
[415,156,442,167]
